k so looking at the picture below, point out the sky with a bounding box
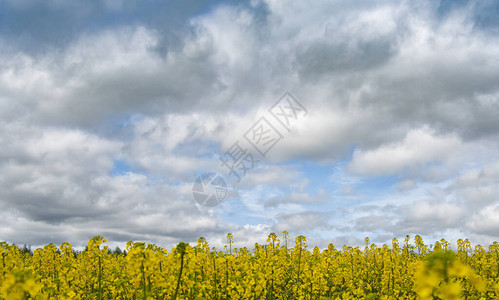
[0,0,499,250]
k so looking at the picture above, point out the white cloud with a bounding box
[348,127,462,176]
[1,0,499,248]
[406,200,463,226]
[467,203,499,236]
[273,211,327,232]
[265,189,327,208]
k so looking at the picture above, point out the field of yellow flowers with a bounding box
[1,232,498,299]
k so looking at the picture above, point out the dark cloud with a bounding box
[0,0,252,54]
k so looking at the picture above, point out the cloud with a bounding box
[348,127,462,176]
[265,189,327,208]
[273,211,328,232]
[467,203,499,236]
[397,200,464,233]
[237,165,305,188]
[1,0,499,248]
[354,214,394,233]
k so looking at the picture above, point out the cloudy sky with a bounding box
[1,0,499,250]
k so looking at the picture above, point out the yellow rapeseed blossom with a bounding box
[0,234,498,299]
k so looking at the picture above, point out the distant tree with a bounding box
[20,244,33,255]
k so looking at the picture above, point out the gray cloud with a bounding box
[264,189,327,208]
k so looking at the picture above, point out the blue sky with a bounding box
[0,0,499,249]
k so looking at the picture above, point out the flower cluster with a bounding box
[0,233,498,299]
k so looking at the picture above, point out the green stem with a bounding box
[173,252,185,300]
[98,256,102,300]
